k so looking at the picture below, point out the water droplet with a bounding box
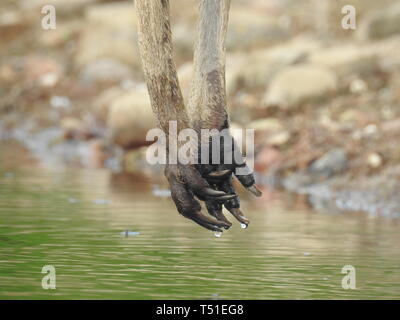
[240,223,248,229]
[214,231,222,238]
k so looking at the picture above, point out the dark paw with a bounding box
[165,164,234,232]
[197,132,263,228]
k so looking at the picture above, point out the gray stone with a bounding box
[310,44,378,78]
[263,64,337,107]
[228,37,321,92]
[80,58,133,84]
[226,6,289,50]
[107,87,156,149]
[76,2,141,70]
[309,148,347,178]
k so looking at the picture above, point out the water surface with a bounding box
[0,167,399,299]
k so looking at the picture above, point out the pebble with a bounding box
[50,96,71,109]
[367,153,383,168]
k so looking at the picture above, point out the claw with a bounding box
[216,194,236,201]
[210,210,232,229]
[205,201,232,229]
[202,188,229,197]
[227,207,250,226]
[247,185,262,197]
[193,211,231,229]
[187,213,225,232]
[208,170,231,178]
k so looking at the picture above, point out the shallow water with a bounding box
[0,167,399,299]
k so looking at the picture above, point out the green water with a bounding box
[0,167,399,299]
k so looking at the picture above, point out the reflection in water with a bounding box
[0,167,399,299]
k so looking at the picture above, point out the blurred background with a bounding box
[1,0,400,215]
[1,0,400,213]
[1,0,400,300]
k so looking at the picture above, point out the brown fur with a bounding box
[135,0,190,135]
[136,0,230,135]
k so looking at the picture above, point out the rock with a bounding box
[367,153,383,169]
[249,118,290,146]
[228,37,321,91]
[265,131,291,146]
[382,118,400,134]
[0,64,17,83]
[249,118,284,132]
[310,44,378,78]
[308,148,347,178]
[0,10,29,41]
[60,117,85,139]
[79,58,133,84]
[362,124,379,137]
[369,36,400,71]
[39,20,83,47]
[22,56,64,87]
[107,87,156,149]
[352,124,380,141]
[226,6,289,50]
[357,3,400,41]
[283,149,347,191]
[263,64,337,107]
[92,86,125,123]
[175,35,316,97]
[50,96,71,110]
[76,2,141,70]
[349,79,368,94]
[339,109,371,129]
